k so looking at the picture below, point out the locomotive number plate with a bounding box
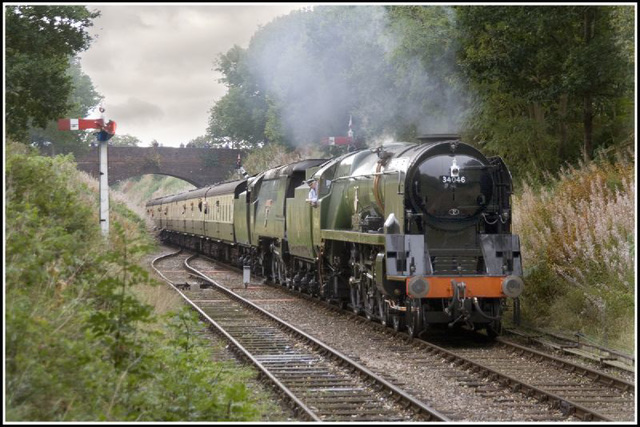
[440,175,466,184]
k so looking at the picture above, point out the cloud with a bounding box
[79,4,305,146]
[110,97,164,125]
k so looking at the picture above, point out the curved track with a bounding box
[152,250,448,422]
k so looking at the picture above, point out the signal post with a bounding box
[58,107,117,236]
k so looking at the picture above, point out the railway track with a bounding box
[151,246,636,422]
[504,327,635,375]
[151,249,448,422]
[415,332,635,422]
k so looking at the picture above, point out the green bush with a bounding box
[5,142,279,421]
[125,310,265,421]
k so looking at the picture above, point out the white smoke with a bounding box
[245,5,467,146]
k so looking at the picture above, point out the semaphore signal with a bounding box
[58,107,117,236]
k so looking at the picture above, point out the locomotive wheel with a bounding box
[350,283,363,314]
[391,309,405,332]
[270,257,278,284]
[255,252,265,277]
[325,277,345,309]
[377,295,389,326]
[276,258,286,285]
[486,320,502,339]
[405,299,423,339]
[484,300,503,338]
[364,294,375,320]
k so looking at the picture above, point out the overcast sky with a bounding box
[80,4,308,147]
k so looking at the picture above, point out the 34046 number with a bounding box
[441,175,466,184]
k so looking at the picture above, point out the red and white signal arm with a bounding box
[58,118,101,131]
[58,118,117,135]
[321,136,353,146]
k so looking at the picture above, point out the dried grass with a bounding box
[512,149,636,350]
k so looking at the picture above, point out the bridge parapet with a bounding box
[75,146,243,187]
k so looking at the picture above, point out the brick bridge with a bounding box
[75,146,243,188]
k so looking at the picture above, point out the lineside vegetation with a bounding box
[5,141,286,421]
[513,147,635,351]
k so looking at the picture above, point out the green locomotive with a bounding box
[147,136,523,337]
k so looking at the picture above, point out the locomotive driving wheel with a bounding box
[365,295,375,320]
[350,282,363,314]
[270,256,280,284]
[405,298,424,339]
[390,303,405,332]
[364,280,376,320]
[377,294,389,326]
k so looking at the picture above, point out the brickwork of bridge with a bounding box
[75,146,243,188]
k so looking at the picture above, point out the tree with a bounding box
[185,135,212,148]
[456,5,633,174]
[207,44,269,147]
[108,134,142,147]
[206,6,467,149]
[385,6,466,138]
[562,6,633,162]
[207,86,268,147]
[6,5,100,141]
[28,58,103,156]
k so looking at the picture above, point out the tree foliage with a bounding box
[108,134,142,147]
[206,5,634,181]
[6,5,100,141]
[207,6,464,149]
[208,86,268,147]
[456,6,634,173]
[28,58,104,156]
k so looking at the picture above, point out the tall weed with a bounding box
[513,149,635,350]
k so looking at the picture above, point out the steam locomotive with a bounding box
[147,135,523,337]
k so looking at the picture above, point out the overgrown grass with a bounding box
[5,141,284,421]
[113,174,195,217]
[512,148,635,351]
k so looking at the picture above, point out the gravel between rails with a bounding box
[187,255,584,422]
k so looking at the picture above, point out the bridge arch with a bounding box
[75,146,242,188]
